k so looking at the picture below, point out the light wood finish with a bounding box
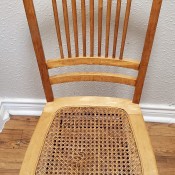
[81,0,86,56]
[18,97,159,175]
[119,0,132,60]
[90,0,94,57]
[71,0,79,57]
[113,0,121,58]
[49,72,136,86]
[105,0,112,57]
[1,116,174,175]
[62,0,72,58]
[52,0,64,58]
[23,0,53,102]
[98,0,103,57]
[133,0,163,103]
[46,57,140,70]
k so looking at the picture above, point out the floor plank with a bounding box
[4,116,39,130]
[150,135,175,157]
[147,122,175,137]
[0,116,174,175]
[0,129,23,149]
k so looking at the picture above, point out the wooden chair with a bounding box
[20,0,162,174]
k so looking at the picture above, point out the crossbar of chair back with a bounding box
[23,0,162,103]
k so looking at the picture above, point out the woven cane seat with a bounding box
[36,107,142,175]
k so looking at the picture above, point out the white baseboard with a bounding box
[0,99,46,132]
[141,104,175,123]
[0,99,175,132]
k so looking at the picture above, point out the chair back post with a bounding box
[23,0,54,102]
[133,0,163,104]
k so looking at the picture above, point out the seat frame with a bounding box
[20,96,158,175]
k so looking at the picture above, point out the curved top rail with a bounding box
[46,57,140,70]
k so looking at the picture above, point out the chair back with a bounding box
[23,0,162,103]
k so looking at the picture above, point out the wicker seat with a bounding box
[20,0,162,174]
[20,97,159,175]
[36,107,142,175]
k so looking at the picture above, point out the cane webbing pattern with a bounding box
[36,107,143,175]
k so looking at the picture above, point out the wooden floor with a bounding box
[0,116,174,175]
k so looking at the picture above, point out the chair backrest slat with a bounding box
[105,0,112,58]
[81,0,86,57]
[23,0,163,103]
[71,0,79,57]
[62,0,72,58]
[90,0,94,57]
[119,0,132,60]
[98,0,103,57]
[112,0,121,58]
[52,0,64,58]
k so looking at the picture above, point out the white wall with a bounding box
[0,0,175,107]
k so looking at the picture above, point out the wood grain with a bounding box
[98,0,103,57]
[62,0,72,57]
[81,0,86,56]
[105,0,112,57]
[23,0,53,102]
[119,0,132,60]
[52,0,64,58]
[0,116,38,175]
[133,0,163,103]
[49,72,136,86]
[47,57,140,70]
[112,0,121,58]
[71,0,79,57]
[90,0,94,57]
